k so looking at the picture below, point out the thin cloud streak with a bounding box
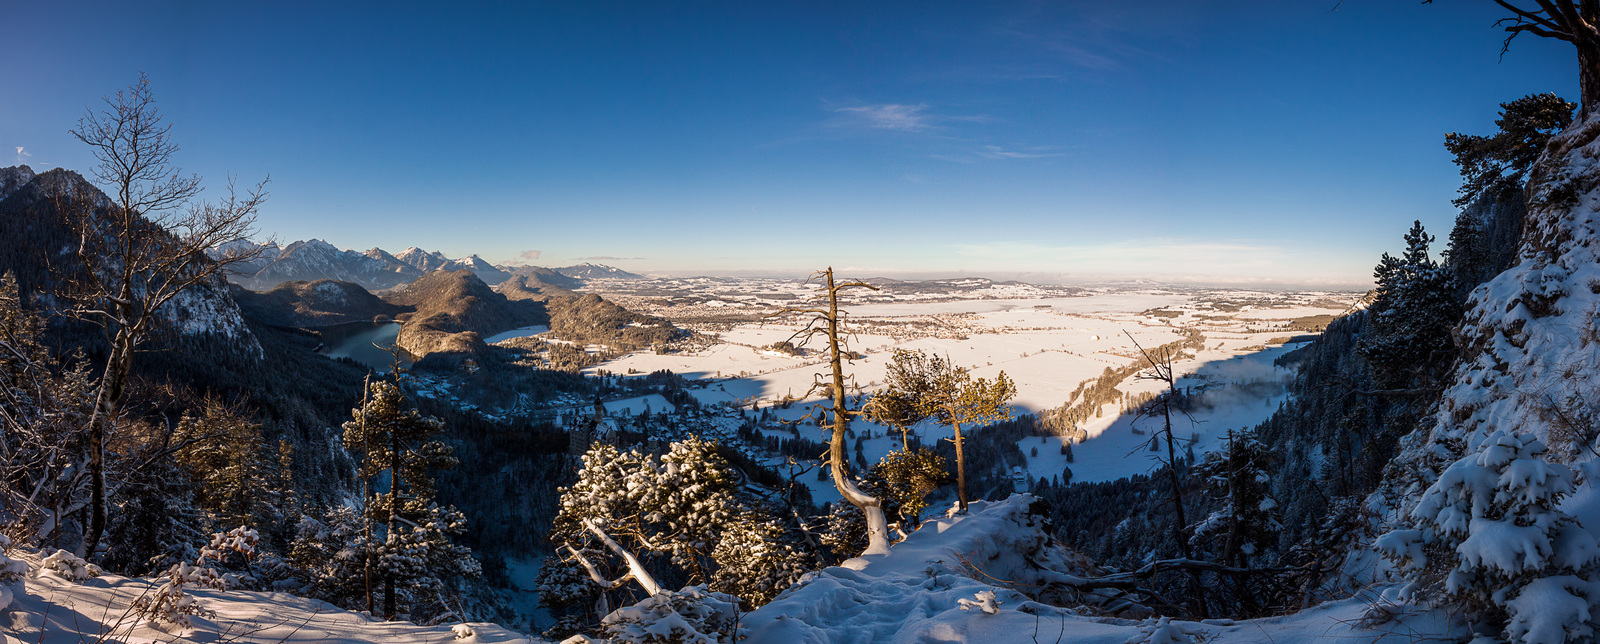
[830,104,934,132]
[976,145,1060,159]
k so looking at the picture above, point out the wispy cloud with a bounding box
[831,103,934,132]
[518,249,542,260]
[14,146,30,164]
[976,145,1060,160]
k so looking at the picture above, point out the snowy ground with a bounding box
[740,494,1463,644]
[4,550,532,644]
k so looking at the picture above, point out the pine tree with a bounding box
[1378,431,1600,644]
[1358,221,1461,390]
[549,439,746,616]
[173,399,290,532]
[709,511,813,606]
[0,272,98,547]
[818,502,868,559]
[1444,93,1576,208]
[865,348,1015,513]
[289,505,374,608]
[1189,429,1281,570]
[867,448,948,528]
[340,378,466,620]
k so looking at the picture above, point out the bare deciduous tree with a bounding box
[770,268,891,555]
[1125,331,1205,613]
[56,73,270,557]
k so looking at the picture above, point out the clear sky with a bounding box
[0,1,1577,287]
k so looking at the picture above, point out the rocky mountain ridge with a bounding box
[224,239,635,292]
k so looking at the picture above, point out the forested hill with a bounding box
[231,279,412,328]
[383,268,547,361]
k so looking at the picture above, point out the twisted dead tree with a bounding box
[1440,1,1600,117]
[1124,331,1205,614]
[768,267,891,555]
[56,73,270,556]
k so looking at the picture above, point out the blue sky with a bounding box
[0,1,1576,286]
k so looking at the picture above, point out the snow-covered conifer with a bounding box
[599,585,740,644]
[819,502,867,559]
[40,549,102,582]
[1190,429,1281,568]
[1379,431,1600,643]
[710,511,812,606]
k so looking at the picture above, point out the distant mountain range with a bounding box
[554,262,644,280]
[221,240,640,292]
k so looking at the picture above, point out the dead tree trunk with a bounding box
[774,268,891,556]
[951,419,968,512]
[1127,331,1204,616]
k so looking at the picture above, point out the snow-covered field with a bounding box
[582,285,1356,503]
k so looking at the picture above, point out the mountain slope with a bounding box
[0,166,256,346]
[502,265,585,290]
[395,246,453,272]
[1363,114,1600,642]
[442,254,510,285]
[231,280,412,328]
[362,246,426,279]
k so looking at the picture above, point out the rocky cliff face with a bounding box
[0,165,36,200]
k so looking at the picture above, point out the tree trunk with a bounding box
[1580,38,1600,120]
[358,376,373,616]
[822,269,890,556]
[952,420,968,513]
[1160,385,1204,616]
[386,430,401,620]
[83,335,132,559]
[1222,430,1238,568]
